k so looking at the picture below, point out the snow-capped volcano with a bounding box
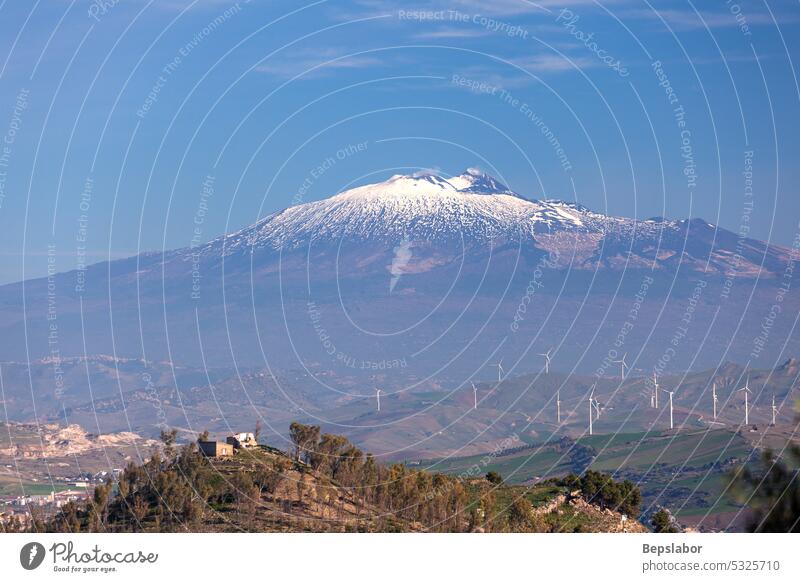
[198,168,787,279]
[0,166,796,376]
[209,169,608,255]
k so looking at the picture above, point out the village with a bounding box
[0,431,259,529]
[0,470,118,529]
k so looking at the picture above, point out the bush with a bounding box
[486,471,503,485]
[578,470,642,517]
[651,508,679,533]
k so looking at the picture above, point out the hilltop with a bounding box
[24,424,647,533]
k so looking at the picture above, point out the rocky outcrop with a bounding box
[0,421,158,459]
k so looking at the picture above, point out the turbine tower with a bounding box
[376,388,381,412]
[539,349,553,374]
[663,389,675,430]
[495,360,505,383]
[556,390,562,424]
[472,381,478,410]
[613,353,629,380]
[652,372,659,408]
[739,376,751,426]
[712,381,718,421]
[588,385,597,435]
[771,393,777,426]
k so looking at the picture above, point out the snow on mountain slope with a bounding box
[206,169,612,255]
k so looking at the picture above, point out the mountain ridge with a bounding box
[194,170,711,251]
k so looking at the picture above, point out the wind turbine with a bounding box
[472,381,478,410]
[663,389,675,430]
[539,349,553,374]
[652,372,659,408]
[739,376,751,426]
[771,393,778,426]
[613,353,629,380]
[376,388,381,412]
[588,385,597,435]
[556,390,561,424]
[712,381,719,421]
[495,360,505,383]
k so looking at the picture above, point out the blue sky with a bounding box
[0,0,798,283]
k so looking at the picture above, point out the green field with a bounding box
[416,428,757,527]
[417,445,576,484]
[0,479,76,496]
[589,429,750,472]
[664,472,741,517]
[584,430,750,520]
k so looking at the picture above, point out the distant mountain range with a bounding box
[0,168,797,411]
[1,352,797,465]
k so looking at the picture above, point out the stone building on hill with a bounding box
[198,440,234,457]
[227,432,258,449]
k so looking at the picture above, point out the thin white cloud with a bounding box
[412,26,492,40]
[447,52,598,96]
[254,48,385,79]
[512,53,597,73]
[348,0,629,19]
[623,7,794,31]
[445,0,618,16]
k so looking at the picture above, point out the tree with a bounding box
[507,496,535,532]
[310,433,349,475]
[486,471,503,485]
[651,508,679,533]
[131,495,149,531]
[732,444,800,532]
[254,464,283,495]
[361,454,378,504]
[296,471,311,506]
[49,501,81,533]
[160,428,178,459]
[288,422,320,463]
[152,466,200,531]
[480,488,497,532]
[254,420,262,444]
[90,481,112,530]
[230,472,259,526]
[616,479,642,517]
[29,506,46,533]
[2,514,24,533]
